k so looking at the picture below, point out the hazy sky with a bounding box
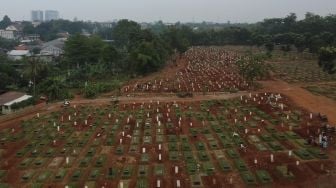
[0,0,335,23]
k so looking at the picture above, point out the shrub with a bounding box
[11,97,37,110]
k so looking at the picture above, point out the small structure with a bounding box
[0,91,32,114]
[7,50,31,60]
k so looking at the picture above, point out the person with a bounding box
[322,135,328,148]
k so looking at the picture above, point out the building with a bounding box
[0,92,32,114]
[22,34,40,41]
[31,10,44,22]
[40,38,66,58]
[45,10,59,21]
[37,38,67,62]
[0,25,22,40]
[0,30,16,40]
[7,50,31,60]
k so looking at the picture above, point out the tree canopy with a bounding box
[0,15,11,29]
[318,47,336,74]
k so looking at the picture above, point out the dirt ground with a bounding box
[259,79,336,125]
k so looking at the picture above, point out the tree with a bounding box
[0,63,21,90]
[0,15,11,29]
[22,22,35,34]
[64,34,89,68]
[236,55,269,85]
[32,47,41,55]
[112,19,141,47]
[0,37,18,50]
[251,34,265,48]
[293,34,306,52]
[318,46,336,74]
[163,26,191,53]
[86,35,105,63]
[22,58,51,96]
[100,44,120,72]
[38,77,72,101]
[130,41,163,75]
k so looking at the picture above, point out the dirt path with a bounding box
[259,79,336,125]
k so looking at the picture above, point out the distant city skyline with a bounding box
[0,0,335,23]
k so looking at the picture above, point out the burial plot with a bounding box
[256,170,273,184]
[240,171,257,185]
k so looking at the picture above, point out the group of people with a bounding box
[308,133,330,148]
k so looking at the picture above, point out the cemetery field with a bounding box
[304,83,336,101]
[0,92,335,188]
[270,61,336,83]
[122,47,248,94]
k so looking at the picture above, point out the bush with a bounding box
[84,84,98,98]
[11,97,37,110]
[83,81,123,99]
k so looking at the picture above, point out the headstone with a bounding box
[177,180,181,188]
[157,180,161,188]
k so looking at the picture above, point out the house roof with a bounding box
[42,38,66,49]
[7,50,30,56]
[15,44,28,50]
[4,95,32,106]
[0,91,26,105]
[5,25,18,31]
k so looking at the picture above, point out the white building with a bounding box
[45,10,59,21]
[31,10,44,22]
[0,25,21,40]
[0,30,16,40]
[7,50,31,60]
[0,92,32,114]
